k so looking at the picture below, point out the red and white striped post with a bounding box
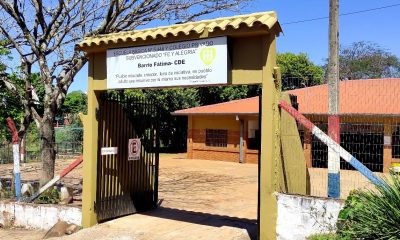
[6,117,21,200]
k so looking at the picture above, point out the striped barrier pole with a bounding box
[27,155,83,202]
[278,100,385,188]
[6,118,21,200]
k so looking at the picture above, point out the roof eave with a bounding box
[171,112,259,116]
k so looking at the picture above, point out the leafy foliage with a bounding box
[338,41,400,80]
[337,173,400,239]
[34,188,60,204]
[307,233,339,240]
[277,52,324,90]
[197,85,259,105]
[125,88,198,151]
[60,91,87,115]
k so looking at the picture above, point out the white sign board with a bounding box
[128,138,141,161]
[107,36,227,89]
[101,147,118,155]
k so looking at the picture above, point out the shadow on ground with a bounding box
[142,206,258,240]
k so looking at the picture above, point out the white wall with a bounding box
[0,201,81,230]
[276,193,344,240]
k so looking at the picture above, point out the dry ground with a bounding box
[0,153,386,239]
[158,153,257,219]
[0,154,258,240]
[0,157,83,205]
[0,228,46,240]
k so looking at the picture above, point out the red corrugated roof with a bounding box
[173,78,400,116]
[288,78,400,115]
[173,96,259,115]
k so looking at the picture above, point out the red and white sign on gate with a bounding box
[128,138,141,161]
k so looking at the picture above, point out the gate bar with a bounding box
[26,156,83,202]
[278,100,385,187]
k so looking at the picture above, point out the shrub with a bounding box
[337,173,400,239]
[307,233,338,240]
[34,188,60,204]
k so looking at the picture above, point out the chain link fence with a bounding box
[282,77,399,199]
[0,127,83,164]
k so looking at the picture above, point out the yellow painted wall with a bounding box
[192,115,240,130]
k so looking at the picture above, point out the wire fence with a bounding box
[282,77,400,199]
[0,127,83,164]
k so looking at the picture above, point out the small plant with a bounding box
[307,233,338,240]
[337,172,400,239]
[34,188,60,204]
[0,189,14,199]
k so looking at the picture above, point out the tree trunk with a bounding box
[39,113,56,186]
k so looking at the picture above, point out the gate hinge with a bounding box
[95,108,100,121]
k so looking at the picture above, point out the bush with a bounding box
[307,233,338,240]
[337,173,400,239]
[34,188,60,204]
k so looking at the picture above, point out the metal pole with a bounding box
[239,119,244,163]
[327,0,340,198]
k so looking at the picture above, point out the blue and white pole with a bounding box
[279,101,385,188]
[6,117,21,200]
[328,115,340,198]
[12,144,21,200]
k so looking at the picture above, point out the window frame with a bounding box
[205,129,228,148]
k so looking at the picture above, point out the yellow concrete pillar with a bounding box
[259,33,281,240]
[383,123,392,173]
[82,54,100,227]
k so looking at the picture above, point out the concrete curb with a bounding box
[0,201,81,230]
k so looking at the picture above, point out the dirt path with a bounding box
[0,228,46,240]
[56,154,258,240]
[158,153,258,220]
[0,154,258,239]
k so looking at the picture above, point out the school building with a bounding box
[173,97,260,163]
[173,78,400,172]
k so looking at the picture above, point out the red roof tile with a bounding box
[173,96,259,115]
[173,78,400,116]
[288,78,400,115]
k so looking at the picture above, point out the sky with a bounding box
[68,0,400,92]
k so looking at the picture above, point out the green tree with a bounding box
[0,41,23,142]
[61,91,87,115]
[125,88,198,151]
[197,85,260,105]
[0,0,250,185]
[277,52,324,90]
[338,41,400,80]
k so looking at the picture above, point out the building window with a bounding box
[206,129,227,147]
[393,126,400,158]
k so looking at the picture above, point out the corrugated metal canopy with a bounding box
[76,11,281,51]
